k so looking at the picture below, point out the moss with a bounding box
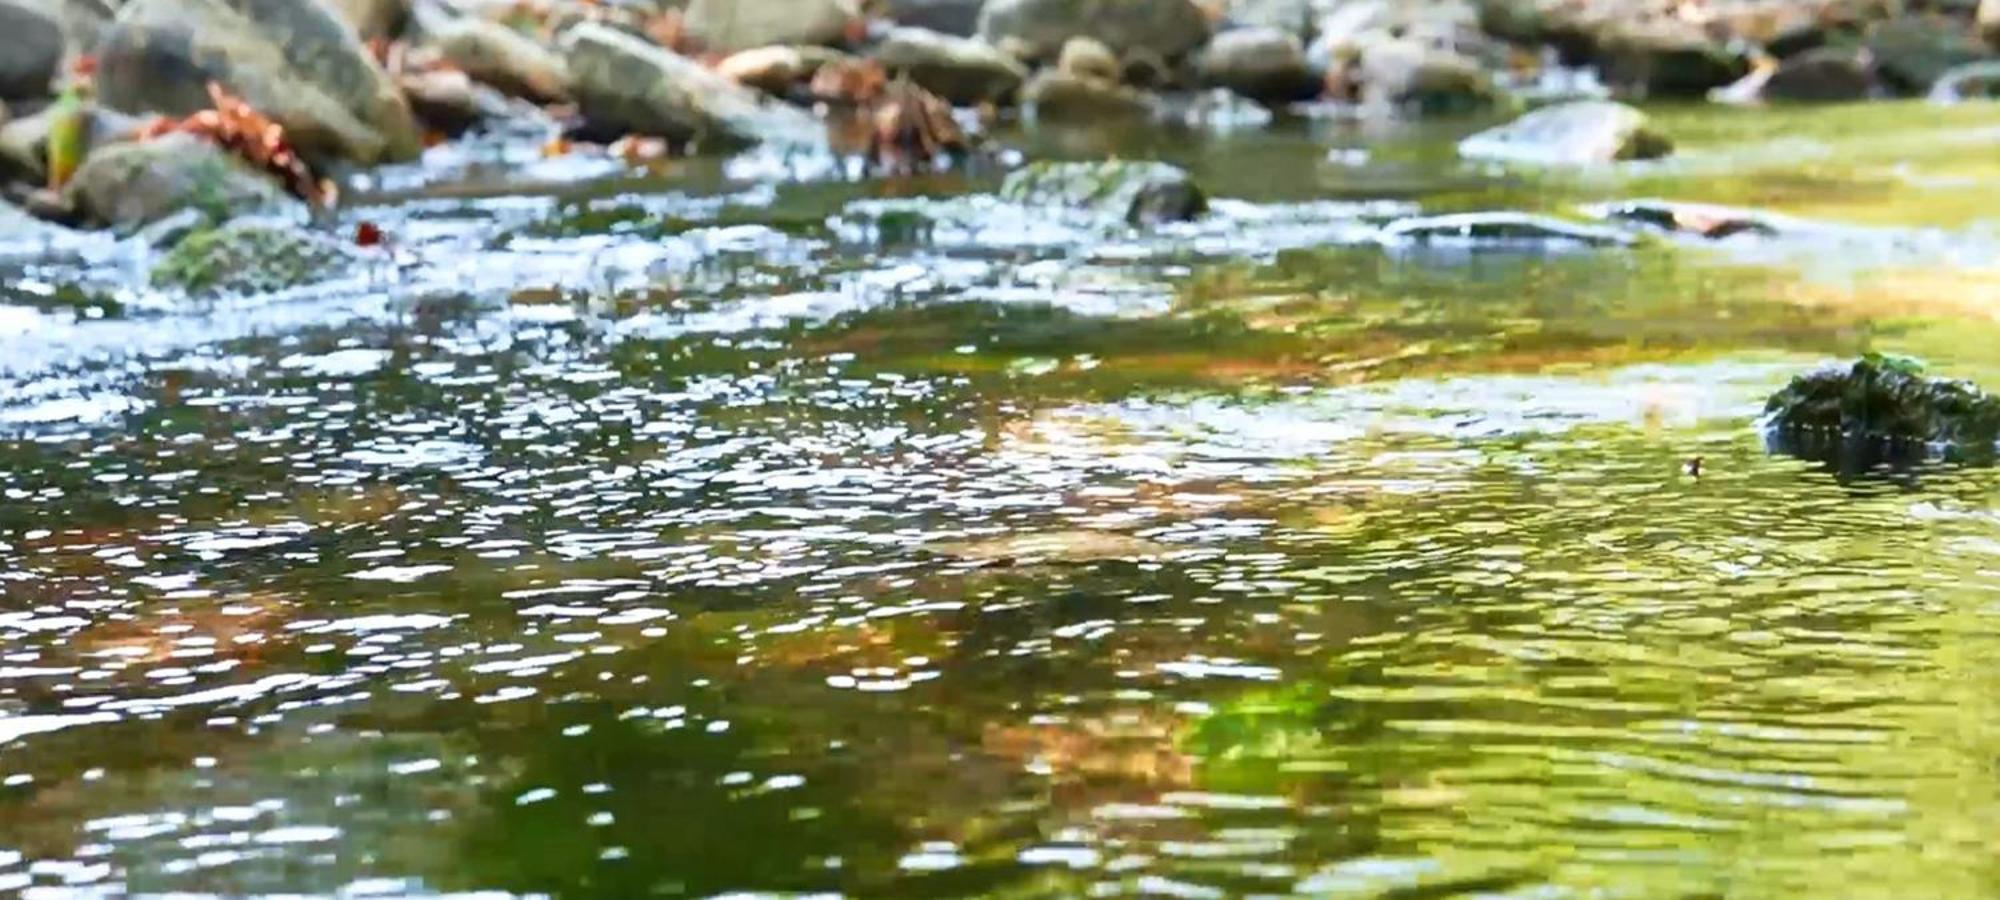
[997,160,1208,226]
[151,221,353,296]
[1764,353,2000,450]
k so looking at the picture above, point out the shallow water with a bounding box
[2,103,2000,897]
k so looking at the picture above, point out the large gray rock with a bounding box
[871,26,1025,105]
[1458,101,1671,166]
[978,0,1211,64]
[684,0,859,53]
[998,160,1206,225]
[324,0,406,41]
[64,132,299,228]
[96,0,422,164]
[885,0,983,37]
[0,1,63,101]
[559,23,823,149]
[1199,26,1319,104]
[432,16,571,103]
[1867,14,1995,94]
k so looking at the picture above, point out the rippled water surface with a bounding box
[3,105,2000,897]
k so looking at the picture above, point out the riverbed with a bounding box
[1,100,1999,896]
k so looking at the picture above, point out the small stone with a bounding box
[998,160,1206,226]
[1057,36,1121,83]
[717,45,811,94]
[560,23,823,149]
[1022,71,1154,122]
[432,16,573,104]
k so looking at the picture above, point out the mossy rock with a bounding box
[1764,354,2000,453]
[997,160,1207,226]
[151,221,354,295]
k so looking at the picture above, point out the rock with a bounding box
[1867,14,1995,94]
[1458,101,1671,166]
[1596,20,1748,97]
[324,0,406,41]
[885,0,983,37]
[151,219,354,295]
[96,0,422,164]
[0,0,63,101]
[1339,37,1495,115]
[1930,60,2000,103]
[1199,26,1319,104]
[1225,0,1313,39]
[559,23,823,148]
[1591,200,1779,239]
[871,26,1026,105]
[1764,354,2000,454]
[0,101,142,183]
[1983,0,2000,48]
[997,160,1206,225]
[1765,47,1874,102]
[400,68,508,136]
[431,16,571,104]
[65,132,299,228]
[717,46,811,94]
[978,0,1211,64]
[1022,71,1153,121]
[1057,36,1121,82]
[1378,212,1634,248]
[683,0,859,53]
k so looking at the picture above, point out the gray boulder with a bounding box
[885,0,982,37]
[65,132,299,228]
[96,0,422,164]
[432,15,572,104]
[998,160,1206,225]
[559,23,823,149]
[978,0,1211,64]
[1199,26,1319,104]
[1458,101,1671,166]
[871,26,1025,105]
[684,0,859,53]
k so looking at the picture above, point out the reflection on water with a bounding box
[1,114,1999,896]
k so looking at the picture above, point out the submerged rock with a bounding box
[151,219,354,295]
[998,160,1206,226]
[978,0,1211,64]
[431,15,572,104]
[1591,200,1778,240]
[871,26,1026,105]
[1458,101,1671,166]
[1764,355,2000,457]
[684,0,859,53]
[96,0,423,164]
[560,23,822,149]
[1199,26,1319,104]
[1379,212,1634,247]
[65,132,298,228]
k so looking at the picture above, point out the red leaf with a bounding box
[355,222,384,247]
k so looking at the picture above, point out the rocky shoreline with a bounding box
[0,0,1994,236]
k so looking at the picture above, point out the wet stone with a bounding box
[997,160,1207,226]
